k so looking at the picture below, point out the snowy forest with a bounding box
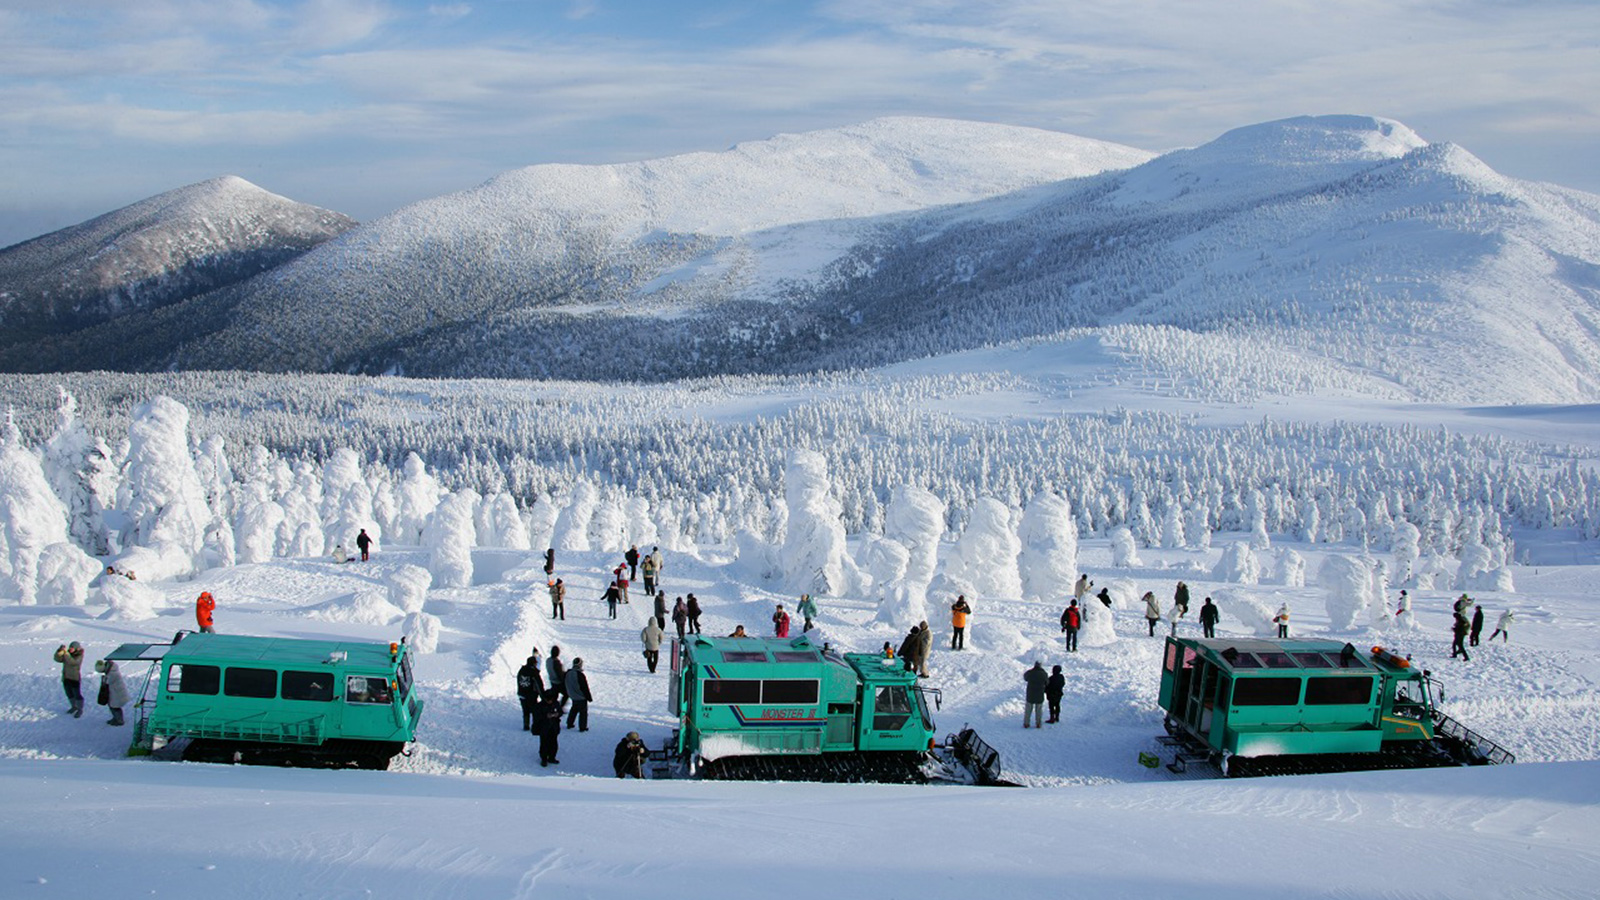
[2,362,1593,616]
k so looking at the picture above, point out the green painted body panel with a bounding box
[124,633,423,747]
[671,635,934,761]
[1159,637,1435,759]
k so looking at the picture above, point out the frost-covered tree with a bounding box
[1319,554,1377,631]
[395,452,443,544]
[781,448,859,596]
[233,483,286,565]
[1185,505,1212,551]
[478,493,531,550]
[1109,526,1142,567]
[113,396,209,578]
[941,497,1022,600]
[1277,548,1306,587]
[193,434,234,521]
[1248,490,1271,550]
[1299,495,1321,544]
[1211,542,1261,585]
[1213,588,1276,637]
[424,490,478,588]
[588,489,628,553]
[35,541,100,606]
[387,565,433,615]
[1392,520,1421,586]
[552,480,598,552]
[0,412,73,605]
[41,388,101,554]
[1160,503,1186,550]
[1018,492,1078,603]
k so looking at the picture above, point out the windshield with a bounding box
[398,653,414,699]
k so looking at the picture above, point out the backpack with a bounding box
[1066,608,1080,629]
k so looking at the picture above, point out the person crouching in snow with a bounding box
[614,732,648,779]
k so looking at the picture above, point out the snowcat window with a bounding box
[281,671,335,702]
[772,651,819,663]
[1232,677,1302,706]
[224,667,277,699]
[346,675,393,704]
[873,686,911,730]
[702,679,762,705]
[1254,651,1298,669]
[167,664,219,695]
[1292,652,1330,668]
[397,655,414,698]
[720,651,769,663]
[1305,676,1374,706]
[761,679,819,704]
[1229,654,1263,669]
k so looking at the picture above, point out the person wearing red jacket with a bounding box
[196,591,217,633]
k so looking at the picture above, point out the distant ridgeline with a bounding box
[0,116,1596,404]
[0,377,1592,604]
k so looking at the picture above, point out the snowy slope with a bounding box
[0,177,355,346]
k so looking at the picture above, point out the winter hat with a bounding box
[627,731,640,740]
[68,641,81,650]
[94,660,108,673]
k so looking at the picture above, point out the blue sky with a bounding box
[2,0,1596,246]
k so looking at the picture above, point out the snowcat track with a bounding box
[698,751,931,784]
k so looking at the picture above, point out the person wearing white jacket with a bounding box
[640,619,664,673]
[1488,609,1515,643]
[95,659,130,726]
[1143,592,1162,637]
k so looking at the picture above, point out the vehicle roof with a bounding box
[111,633,403,669]
[681,634,830,665]
[1179,637,1408,674]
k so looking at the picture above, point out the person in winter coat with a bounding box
[950,596,972,650]
[546,646,568,702]
[1023,662,1048,728]
[913,619,933,677]
[1096,587,1112,609]
[604,582,621,619]
[625,545,641,582]
[1143,592,1162,637]
[331,544,351,563]
[1060,599,1081,652]
[727,625,748,637]
[95,659,130,726]
[532,689,562,767]
[671,597,689,640]
[898,626,920,673]
[550,579,566,620]
[613,732,648,779]
[1488,609,1514,643]
[641,553,658,596]
[1455,594,1473,616]
[1451,612,1471,660]
[516,655,546,731]
[1045,665,1066,724]
[1174,581,1191,618]
[1274,604,1291,638]
[686,594,703,634]
[356,528,373,562]
[565,658,593,731]
[653,591,668,631]
[796,594,818,632]
[1167,600,1185,636]
[613,566,630,605]
[1199,597,1219,638]
[641,619,664,673]
[1073,574,1092,604]
[650,547,664,587]
[1395,590,1411,619]
[53,642,85,717]
[772,603,791,637]
[1470,605,1485,646]
[543,547,556,577]
[196,591,217,633]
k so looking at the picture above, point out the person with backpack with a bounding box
[613,732,648,779]
[671,596,688,641]
[640,552,658,596]
[950,595,972,650]
[516,655,546,731]
[1199,597,1219,638]
[1045,664,1066,724]
[565,658,593,732]
[641,618,664,673]
[532,689,562,767]
[686,593,703,634]
[1060,599,1081,652]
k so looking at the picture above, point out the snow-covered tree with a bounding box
[1211,542,1261,585]
[1109,526,1142,567]
[880,484,945,620]
[552,480,598,552]
[395,452,443,544]
[941,496,1022,600]
[1277,549,1306,587]
[41,388,101,554]
[781,448,859,596]
[424,490,477,588]
[114,396,209,578]
[0,412,73,605]
[478,493,531,550]
[1319,554,1377,631]
[1019,492,1078,603]
[387,565,433,615]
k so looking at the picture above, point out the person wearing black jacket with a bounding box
[565,658,593,731]
[625,545,640,581]
[1045,665,1066,724]
[1470,605,1485,646]
[686,594,703,634]
[516,655,546,731]
[653,591,668,630]
[613,732,648,779]
[1199,597,1219,639]
[533,689,563,766]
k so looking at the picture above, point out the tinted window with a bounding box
[762,680,819,704]
[398,655,414,697]
[1233,677,1302,706]
[1255,651,1299,669]
[873,685,911,730]
[167,663,220,695]
[1292,652,1330,669]
[1305,676,1374,705]
[224,667,277,699]
[702,679,761,704]
[1230,654,1263,669]
[772,651,819,663]
[720,651,768,663]
[281,670,334,702]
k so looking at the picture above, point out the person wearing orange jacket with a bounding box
[950,595,972,650]
[196,591,217,633]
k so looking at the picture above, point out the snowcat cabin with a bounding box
[108,632,423,769]
[669,634,939,779]
[1159,637,1429,761]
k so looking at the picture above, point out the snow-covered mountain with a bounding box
[0,176,355,352]
[5,116,1598,403]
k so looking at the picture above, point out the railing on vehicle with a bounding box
[1431,709,1515,765]
[146,710,326,746]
